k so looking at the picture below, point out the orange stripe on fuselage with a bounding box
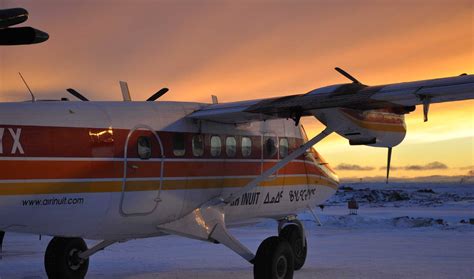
[0,176,338,196]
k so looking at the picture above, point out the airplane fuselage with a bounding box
[0,101,338,240]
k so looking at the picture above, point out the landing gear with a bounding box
[44,237,89,279]
[280,225,307,270]
[252,218,308,278]
[253,236,294,279]
[0,231,5,253]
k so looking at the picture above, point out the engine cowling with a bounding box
[313,108,408,148]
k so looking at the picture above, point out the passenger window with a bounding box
[192,135,204,157]
[137,136,152,160]
[226,137,237,157]
[279,138,289,158]
[210,136,222,157]
[173,133,185,156]
[265,137,277,158]
[241,137,252,157]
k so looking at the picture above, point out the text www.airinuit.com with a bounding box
[22,197,85,206]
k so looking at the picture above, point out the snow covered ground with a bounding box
[1,182,473,279]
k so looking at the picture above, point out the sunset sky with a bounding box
[0,0,472,179]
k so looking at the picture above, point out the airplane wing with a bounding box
[190,70,474,187]
[189,73,474,124]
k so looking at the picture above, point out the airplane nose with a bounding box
[321,162,339,185]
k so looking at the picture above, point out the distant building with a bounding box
[348,198,359,215]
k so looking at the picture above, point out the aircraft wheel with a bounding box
[280,225,307,270]
[0,231,5,251]
[253,236,294,279]
[44,237,89,279]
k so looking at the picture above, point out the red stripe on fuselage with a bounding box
[0,125,329,181]
[0,125,305,160]
[0,160,325,180]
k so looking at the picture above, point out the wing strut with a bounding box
[224,127,334,204]
[157,205,255,262]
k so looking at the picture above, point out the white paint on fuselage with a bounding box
[0,101,337,240]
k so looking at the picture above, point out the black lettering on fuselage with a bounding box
[230,192,261,206]
[240,192,260,206]
[263,191,283,204]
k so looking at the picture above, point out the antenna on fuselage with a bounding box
[147,88,169,101]
[66,88,89,101]
[335,67,362,84]
[119,81,170,102]
[119,81,132,101]
[18,72,35,102]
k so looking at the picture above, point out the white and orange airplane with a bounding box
[1,7,474,279]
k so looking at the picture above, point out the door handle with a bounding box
[129,165,139,169]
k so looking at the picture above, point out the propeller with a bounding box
[335,67,362,84]
[66,88,89,101]
[386,147,392,184]
[146,88,169,101]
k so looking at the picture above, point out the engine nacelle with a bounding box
[0,27,49,45]
[313,108,407,148]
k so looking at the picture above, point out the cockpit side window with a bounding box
[279,138,289,158]
[265,137,277,158]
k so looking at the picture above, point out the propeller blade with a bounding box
[386,147,392,184]
[66,88,89,101]
[335,67,362,84]
[146,88,169,101]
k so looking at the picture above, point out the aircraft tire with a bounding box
[0,231,5,250]
[253,236,294,279]
[44,237,89,279]
[280,225,307,270]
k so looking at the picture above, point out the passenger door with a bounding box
[120,125,164,216]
